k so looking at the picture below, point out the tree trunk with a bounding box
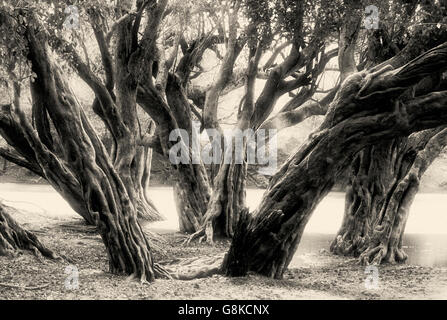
[211,161,247,238]
[0,202,56,258]
[358,128,447,264]
[332,73,447,262]
[133,144,163,222]
[174,164,213,233]
[198,160,247,241]
[330,139,406,256]
[18,26,163,281]
[0,104,96,225]
[138,74,212,233]
[222,43,447,278]
[184,125,251,242]
[1,157,7,174]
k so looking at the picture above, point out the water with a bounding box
[295,233,447,267]
[0,183,446,267]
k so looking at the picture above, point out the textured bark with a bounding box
[189,21,331,242]
[208,161,247,238]
[331,70,447,263]
[188,157,248,242]
[330,139,406,256]
[112,13,163,224]
[223,42,447,279]
[173,164,212,233]
[0,8,164,226]
[0,104,95,225]
[0,202,56,258]
[16,25,162,281]
[338,1,361,82]
[137,74,212,234]
[133,140,163,222]
[358,128,447,265]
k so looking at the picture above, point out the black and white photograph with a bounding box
[0,0,446,307]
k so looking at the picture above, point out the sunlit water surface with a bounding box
[0,184,446,267]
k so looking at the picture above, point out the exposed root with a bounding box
[136,199,165,223]
[359,244,408,265]
[161,254,225,280]
[144,230,168,258]
[58,221,98,234]
[182,226,211,245]
[154,263,173,279]
[0,282,50,290]
[330,234,366,257]
[0,203,58,259]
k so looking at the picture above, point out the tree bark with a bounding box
[331,73,447,263]
[0,202,56,258]
[190,158,248,242]
[222,42,447,279]
[138,73,212,234]
[330,139,406,256]
[173,164,212,233]
[133,142,163,222]
[17,25,163,281]
[358,128,447,264]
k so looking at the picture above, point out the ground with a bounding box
[1,205,446,300]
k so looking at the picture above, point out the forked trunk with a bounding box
[358,128,447,264]
[185,136,249,242]
[19,27,163,280]
[330,140,406,256]
[222,43,447,278]
[130,144,164,222]
[203,160,247,240]
[332,74,447,263]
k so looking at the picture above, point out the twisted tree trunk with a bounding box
[0,202,56,258]
[330,139,407,256]
[189,148,248,242]
[358,128,447,264]
[16,26,163,281]
[173,164,212,233]
[137,76,212,234]
[222,42,447,279]
[131,140,162,222]
[331,72,447,263]
[330,10,447,263]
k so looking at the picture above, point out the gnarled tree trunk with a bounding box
[358,128,447,264]
[138,73,212,234]
[222,42,447,279]
[15,25,163,281]
[330,139,407,256]
[173,164,212,233]
[0,202,56,258]
[331,72,447,263]
[193,153,248,242]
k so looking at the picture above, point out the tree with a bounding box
[0,0,174,281]
[0,0,165,225]
[222,41,447,278]
[187,0,342,242]
[331,0,447,264]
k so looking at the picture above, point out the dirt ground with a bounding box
[1,205,447,300]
